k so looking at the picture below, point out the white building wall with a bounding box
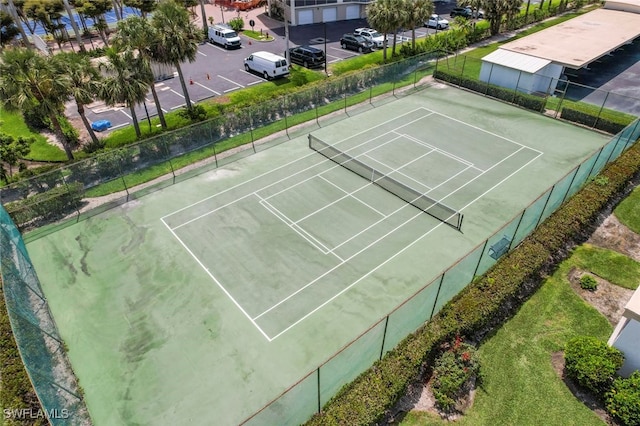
[480,61,563,94]
[480,63,523,91]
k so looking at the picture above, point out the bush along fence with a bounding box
[0,206,91,425]
[235,119,640,425]
[434,54,638,135]
[0,52,439,235]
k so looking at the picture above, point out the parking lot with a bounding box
[78,9,450,132]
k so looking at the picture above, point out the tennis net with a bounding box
[309,134,463,231]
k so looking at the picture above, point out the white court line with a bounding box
[160,218,272,340]
[259,133,404,204]
[255,145,538,323]
[195,81,220,95]
[362,152,435,192]
[256,194,343,261]
[318,176,387,218]
[162,107,431,223]
[218,75,244,88]
[398,132,478,169]
[264,147,542,340]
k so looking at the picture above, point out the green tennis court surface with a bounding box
[25,86,609,425]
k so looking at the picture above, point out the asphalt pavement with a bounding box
[75,4,454,133]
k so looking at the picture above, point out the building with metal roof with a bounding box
[479,1,640,94]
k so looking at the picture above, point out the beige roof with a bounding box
[482,49,551,73]
[500,8,640,69]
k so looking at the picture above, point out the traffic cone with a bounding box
[189,78,193,85]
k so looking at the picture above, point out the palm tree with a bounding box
[482,0,520,36]
[151,0,200,112]
[0,48,75,159]
[62,0,85,52]
[403,0,432,51]
[366,0,397,62]
[53,52,102,145]
[97,47,151,139]
[112,15,167,129]
[389,0,408,58]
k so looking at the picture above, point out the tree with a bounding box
[122,0,157,18]
[0,48,75,159]
[0,10,20,47]
[23,0,68,49]
[366,0,398,62]
[53,51,102,145]
[0,133,32,182]
[151,0,200,112]
[97,47,151,139]
[481,0,521,36]
[112,15,167,129]
[403,0,432,51]
[73,0,113,47]
[389,0,408,58]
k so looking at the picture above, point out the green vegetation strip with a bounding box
[0,282,43,426]
[403,245,636,425]
[305,137,640,425]
[615,185,640,234]
[84,70,429,198]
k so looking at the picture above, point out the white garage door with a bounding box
[298,10,313,25]
[346,5,360,20]
[322,7,337,23]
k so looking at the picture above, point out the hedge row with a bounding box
[433,69,546,112]
[0,283,44,426]
[560,105,634,135]
[5,182,83,229]
[305,138,640,424]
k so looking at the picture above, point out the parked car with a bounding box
[244,51,289,80]
[425,14,449,30]
[287,46,326,69]
[339,33,374,53]
[450,7,484,19]
[354,28,385,49]
[208,24,241,49]
[450,7,473,18]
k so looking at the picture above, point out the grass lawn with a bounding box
[615,185,640,234]
[401,244,639,425]
[0,107,66,162]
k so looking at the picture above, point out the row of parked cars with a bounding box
[246,9,484,79]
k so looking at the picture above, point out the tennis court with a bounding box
[25,86,610,425]
[161,107,541,340]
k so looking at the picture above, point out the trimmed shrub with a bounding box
[606,371,640,426]
[431,336,480,412]
[579,274,598,291]
[306,135,640,425]
[565,336,624,396]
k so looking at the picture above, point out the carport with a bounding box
[479,2,640,93]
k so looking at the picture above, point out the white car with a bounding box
[354,28,386,49]
[425,14,449,30]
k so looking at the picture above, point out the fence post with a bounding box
[317,367,321,413]
[379,315,390,360]
[534,186,555,230]
[429,274,446,320]
[472,240,489,278]
[593,91,610,130]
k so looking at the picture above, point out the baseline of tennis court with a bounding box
[161,107,541,340]
[25,86,611,426]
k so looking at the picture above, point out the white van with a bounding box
[244,51,289,80]
[208,24,241,49]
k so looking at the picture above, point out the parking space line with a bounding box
[110,123,128,131]
[247,80,263,86]
[223,87,240,93]
[197,50,207,57]
[195,81,221,95]
[171,104,186,110]
[170,89,185,98]
[206,42,227,52]
[120,110,132,119]
[217,75,244,88]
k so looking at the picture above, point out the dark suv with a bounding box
[450,7,472,18]
[288,46,326,68]
[339,33,373,53]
